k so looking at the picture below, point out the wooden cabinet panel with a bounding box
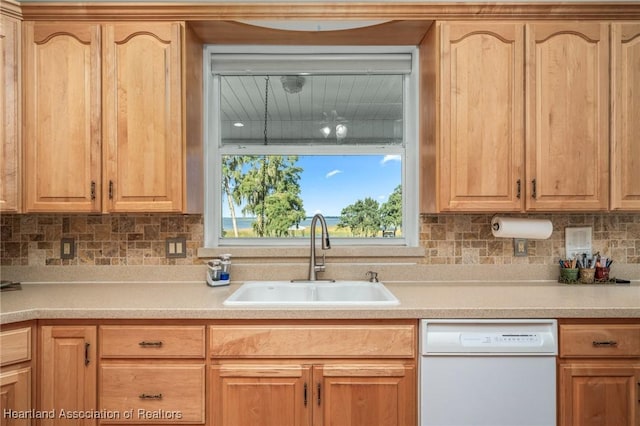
[0,367,32,426]
[40,325,97,426]
[0,14,20,212]
[23,22,102,212]
[525,23,609,211]
[0,327,31,366]
[103,22,183,212]
[560,324,640,358]
[611,23,640,210]
[559,363,640,426]
[314,364,415,426]
[438,22,524,212]
[100,326,205,358]
[210,364,311,426]
[100,364,205,423]
[209,324,416,358]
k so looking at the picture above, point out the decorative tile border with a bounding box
[1,213,638,266]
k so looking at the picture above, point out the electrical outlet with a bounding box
[513,238,528,257]
[166,237,187,258]
[60,238,75,259]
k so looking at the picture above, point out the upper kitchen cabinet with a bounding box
[1,13,21,212]
[103,23,183,212]
[422,22,525,212]
[525,23,609,211]
[611,23,640,211]
[23,22,102,213]
[22,21,202,213]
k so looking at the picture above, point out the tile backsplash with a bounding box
[1,213,639,266]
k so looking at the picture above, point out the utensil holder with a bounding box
[579,268,595,284]
[595,266,610,281]
[560,268,579,283]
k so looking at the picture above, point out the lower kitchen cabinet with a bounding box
[558,322,640,426]
[1,326,33,426]
[559,363,640,426]
[98,325,206,424]
[100,364,205,424]
[209,322,417,426]
[40,325,97,426]
[210,362,415,426]
[313,364,415,426]
[210,364,312,426]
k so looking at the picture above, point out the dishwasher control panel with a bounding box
[421,319,558,355]
[460,332,543,347]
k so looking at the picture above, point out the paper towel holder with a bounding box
[490,215,553,240]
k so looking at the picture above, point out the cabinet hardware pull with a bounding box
[84,342,90,366]
[139,393,163,400]
[317,383,321,406]
[531,179,537,199]
[303,383,308,406]
[90,181,96,200]
[516,179,521,199]
[109,180,114,199]
[138,341,163,347]
[592,340,618,347]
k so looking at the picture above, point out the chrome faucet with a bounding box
[308,213,331,281]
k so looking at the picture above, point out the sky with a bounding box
[222,154,402,217]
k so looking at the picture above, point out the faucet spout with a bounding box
[308,213,331,281]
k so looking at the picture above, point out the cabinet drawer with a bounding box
[100,364,205,423]
[560,324,640,358]
[210,324,416,358]
[0,327,31,366]
[100,326,205,358]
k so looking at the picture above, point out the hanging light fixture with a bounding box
[280,76,306,94]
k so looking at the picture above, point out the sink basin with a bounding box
[223,281,399,306]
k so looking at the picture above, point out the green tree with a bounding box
[222,155,257,237]
[380,184,402,237]
[338,197,381,237]
[236,155,306,237]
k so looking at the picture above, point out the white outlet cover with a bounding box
[565,227,592,259]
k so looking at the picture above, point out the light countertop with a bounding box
[1,280,639,324]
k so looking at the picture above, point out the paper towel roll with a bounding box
[491,217,553,239]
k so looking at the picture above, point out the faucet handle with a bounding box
[366,271,379,282]
[315,253,326,271]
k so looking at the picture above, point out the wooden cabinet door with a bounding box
[210,364,311,426]
[313,363,416,426]
[559,363,640,426]
[1,15,20,212]
[439,22,525,212]
[0,367,31,426]
[525,23,609,211]
[40,326,97,426]
[23,22,101,212]
[611,23,640,211]
[103,22,183,212]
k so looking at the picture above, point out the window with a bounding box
[204,46,419,247]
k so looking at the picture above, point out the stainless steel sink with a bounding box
[223,281,399,306]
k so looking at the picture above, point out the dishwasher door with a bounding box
[420,319,557,426]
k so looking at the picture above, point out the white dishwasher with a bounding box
[420,319,557,426]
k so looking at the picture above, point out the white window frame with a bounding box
[203,45,419,248]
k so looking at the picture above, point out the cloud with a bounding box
[325,169,343,178]
[381,154,401,165]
